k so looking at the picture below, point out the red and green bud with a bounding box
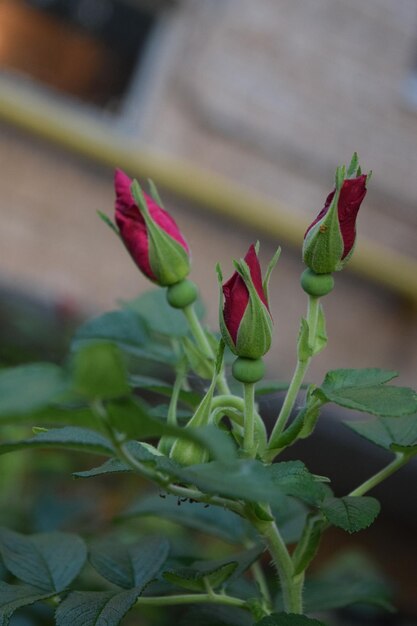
[303,154,369,274]
[114,169,190,286]
[217,244,280,359]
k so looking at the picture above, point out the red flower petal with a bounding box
[304,174,367,259]
[114,169,189,281]
[222,244,268,344]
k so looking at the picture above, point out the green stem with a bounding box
[250,558,272,610]
[267,295,320,455]
[118,438,244,515]
[249,507,303,614]
[134,592,247,609]
[243,382,256,457]
[182,303,231,395]
[349,451,416,497]
[167,363,186,426]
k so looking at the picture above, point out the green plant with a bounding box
[0,156,415,626]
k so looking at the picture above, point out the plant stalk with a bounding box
[135,592,247,609]
[243,382,256,457]
[268,294,320,454]
[182,303,231,395]
[349,451,416,497]
[249,507,303,614]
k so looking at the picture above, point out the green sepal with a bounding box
[297,306,327,362]
[169,342,225,465]
[292,513,326,575]
[182,335,213,380]
[233,259,273,359]
[263,246,281,303]
[302,174,344,274]
[131,180,190,286]
[216,262,237,355]
[97,211,120,236]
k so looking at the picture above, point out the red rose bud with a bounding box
[303,154,368,274]
[217,243,280,359]
[114,169,190,286]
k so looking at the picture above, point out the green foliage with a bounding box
[320,496,380,533]
[269,462,328,506]
[55,589,139,626]
[0,427,115,457]
[0,528,86,592]
[315,368,417,416]
[120,494,252,544]
[0,363,67,417]
[345,414,417,452]
[71,342,130,400]
[72,309,175,364]
[123,289,203,337]
[303,551,393,613]
[89,536,169,589]
[2,182,417,626]
[164,546,262,593]
[0,582,54,626]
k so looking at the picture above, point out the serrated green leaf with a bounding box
[321,496,380,533]
[168,545,263,593]
[255,614,325,626]
[0,529,86,593]
[0,582,54,626]
[89,536,169,589]
[71,342,130,400]
[292,513,325,575]
[123,289,203,337]
[73,441,160,479]
[164,561,237,592]
[172,460,280,503]
[0,427,114,457]
[344,415,417,451]
[121,494,251,543]
[318,386,417,417]
[72,310,148,350]
[0,363,68,417]
[269,462,328,505]
[321,368,398,391]
[316,368,417,417]
[72,309,175,364]
[55,588,139,626]
[272,496,308,545]
[304,576,392,613]
[304,550,393,612]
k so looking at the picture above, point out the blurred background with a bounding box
[0,0,417,622]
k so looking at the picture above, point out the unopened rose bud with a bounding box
[114,169,190,286]
[218,244,280,360]
[303,154,368,274]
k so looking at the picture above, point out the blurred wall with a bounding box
[0,0,416,384]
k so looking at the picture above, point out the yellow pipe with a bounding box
[1,78,416,305]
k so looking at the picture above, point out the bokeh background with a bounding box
[0,0,417,622]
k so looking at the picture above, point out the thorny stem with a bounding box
[182,303,231,395]
[248,505,303,614]
[268,294,320,455]
[349,451,417,497]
